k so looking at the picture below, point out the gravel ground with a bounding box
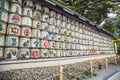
[84,64,120,80]
[0,61,120,80]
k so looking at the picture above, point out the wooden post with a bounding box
[60,66,63,80]
[115,56,117,65]
[105,58,108,69]
[90,60,93,76]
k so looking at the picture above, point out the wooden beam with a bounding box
[105,58,108,69]
[115,56,117,65]
[60,66,63,80]
[90,60,93,76]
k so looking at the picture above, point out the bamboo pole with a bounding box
[114,56,117,65]
[90,60,93,76]
[105,58,108,69]
[60,66,63,80]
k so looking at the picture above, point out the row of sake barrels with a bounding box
[0,36,95,50]
[0,0,85,29]
[0,1,70,23]
[0,48,89,60]
[0,13,91,36]
[0,14,84,33]
[0,36,98,49]
[0,24,97,42]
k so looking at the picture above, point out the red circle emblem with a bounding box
[44,42,48,48]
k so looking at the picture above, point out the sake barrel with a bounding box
[10,3,22,15]
[31,29,41,38]
[7,24,20,36]
[62,21,66,28]
[75,22,79,26]
[69,43,73,49]
[0,0,9,11]
[56,20,62,27]
[0,22,6,34]
[23,0,33,8]
[42,6,49,14]
[32,20,41,29]
[4,48,18,60]
[0,48,3,59]
[19,37,30,48]
[67,18,71,23]
[62,35,67,42]
[41,22,49,31]
[41,40,48,48]
[41,49,48,58]
[61,28,67,35]
[56,13,62,20]
[9,13,21,25]
[34,3,41,11]
[31,49,41,58]
[49,32,55,40]
[5,36,19,47]
[65,50,69,56]
[49,25,55,33]
[65,43,69,49]
[23,7,32,17]
[68,50,73,56]
[19,48,30,59]
[62,43,66,49]
[67,37,71,43]
[49,18,56,25]
[72,44,76,50]
[76,44,80,50]
[10,0,22,5]
[50,10,56,18]
[56,50,62,57]
[67,23,71,30]
[62,15,67,21]
[41,31,49,40]
[63,50,68,56]
[55,42,62,49]
[21,17,32,27]
[72,38,76,43]
[75,27,79,32]
[31,39,40,48]
[74,32,77,38]
[49,50,56,57]
[74,50,77,56]
[76,32,79,38]
[49,41,55,49]
[56,34,62,41]
[71,25,75,31]
[71,31,75,37]
[77,51,81,56]
[42,14,49,22]
[21,27,31,37]
[0,34,5,46]
[33,11,41,20]
[55,27,61,34]
[71,20,75,25]
[67,30,72,36]
[0,9,8,22]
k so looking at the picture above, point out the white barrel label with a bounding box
[7,24,20,36]
[19,38,30,48]
[0,22,6,34]
[4,48,18,60]
[19,48,30,59]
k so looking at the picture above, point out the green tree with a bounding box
[102,19,116,34]
[55,0,120,24]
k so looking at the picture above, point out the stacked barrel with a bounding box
[0,0,115,61]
